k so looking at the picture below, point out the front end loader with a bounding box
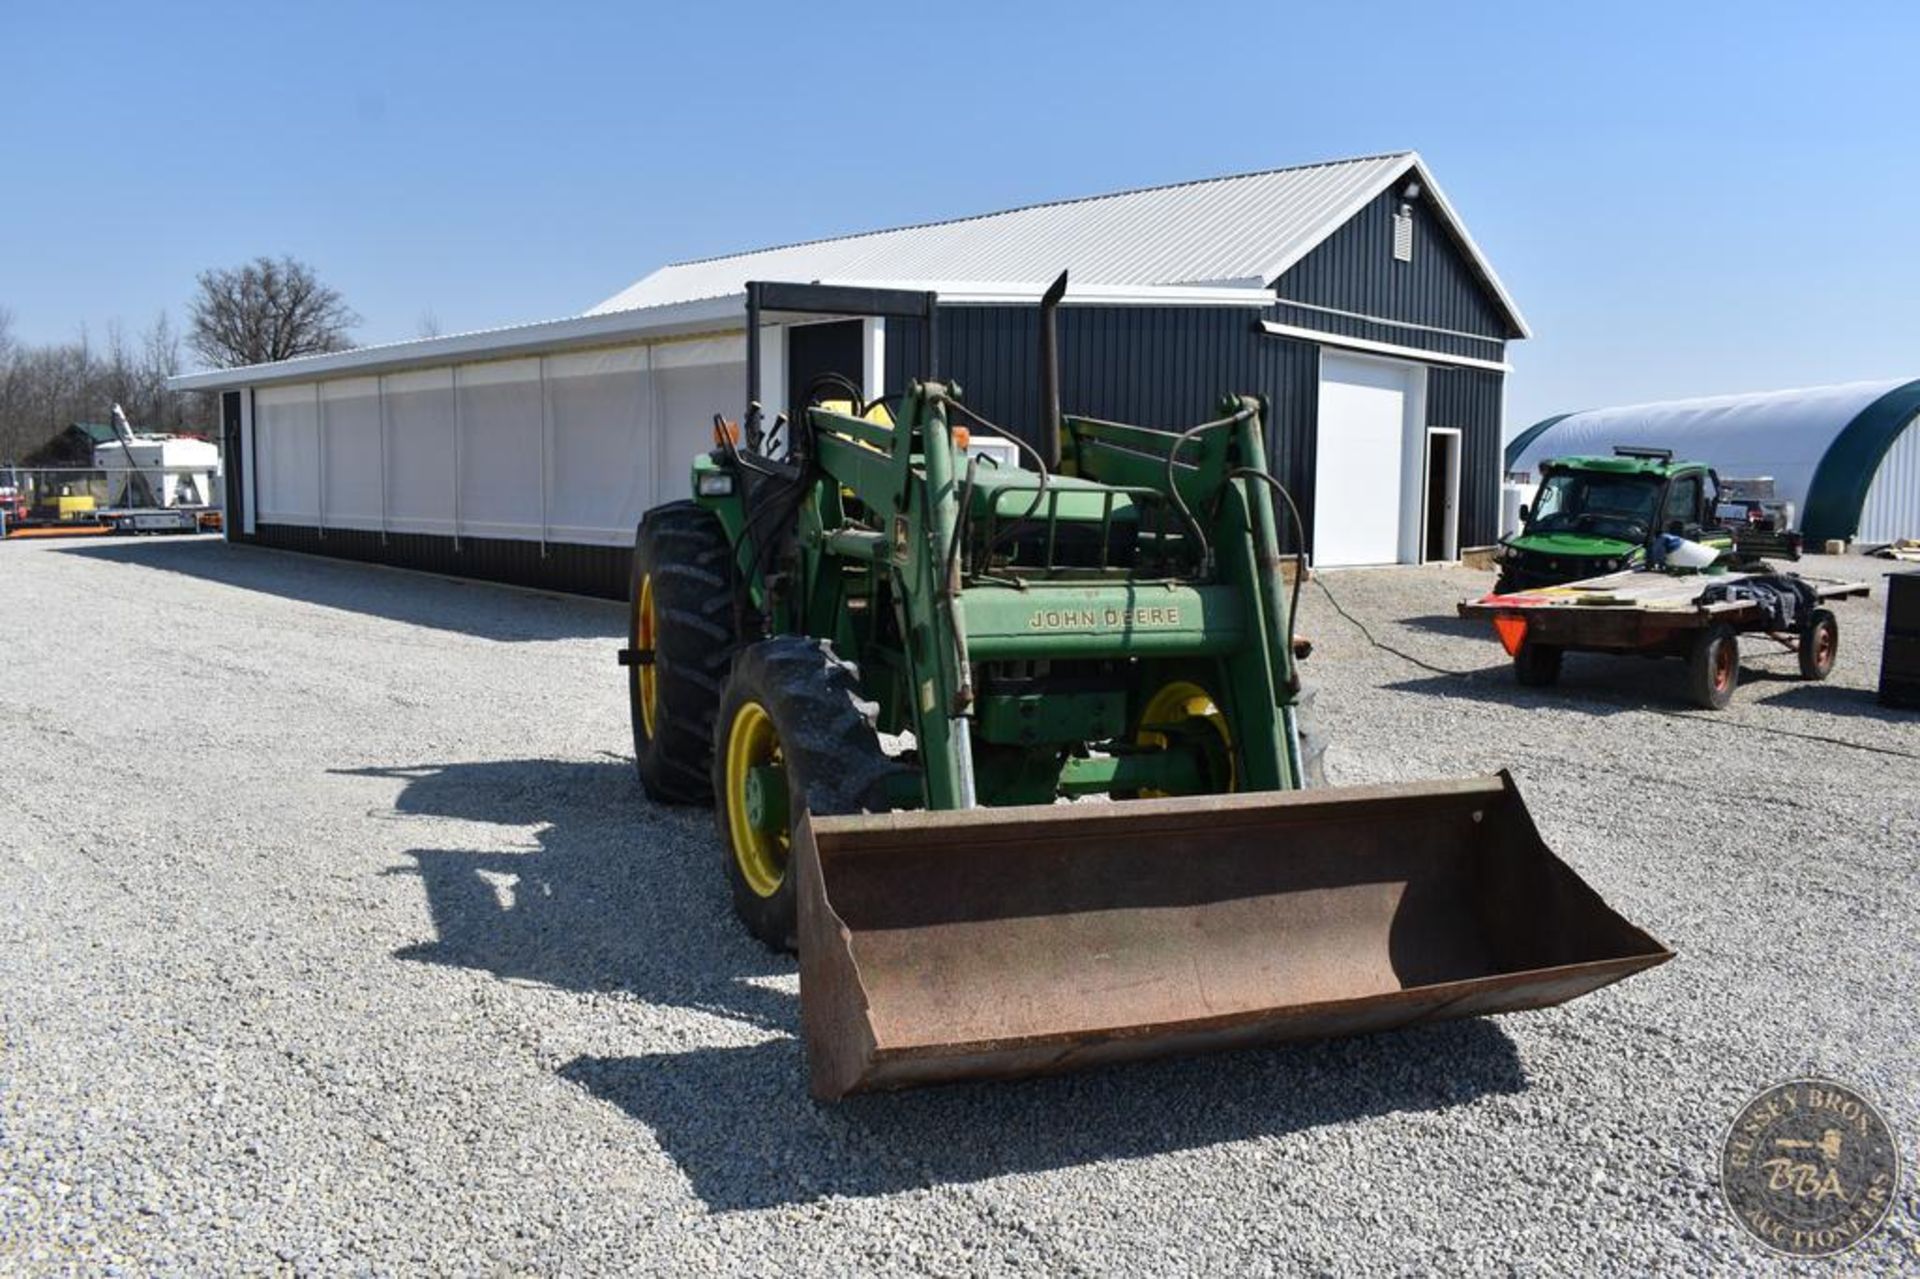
[624,280,1671,1100]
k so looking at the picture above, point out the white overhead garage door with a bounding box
[1313,352,1426,567]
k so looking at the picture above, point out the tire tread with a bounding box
[629,502,739,804]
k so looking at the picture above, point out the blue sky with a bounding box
[2,1,1915,432]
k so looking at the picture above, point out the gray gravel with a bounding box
[1,534,1914,1275]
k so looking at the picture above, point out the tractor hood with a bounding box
[1503,531,1639,557]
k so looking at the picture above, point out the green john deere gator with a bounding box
[622,279,1670,1099]
[1495,448,1734,593]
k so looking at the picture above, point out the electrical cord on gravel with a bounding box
[1311,573,1920,762]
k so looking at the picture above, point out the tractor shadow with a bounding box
[348,757,794,1031]
[352,755,1530,1212]
[62,538,619,642]
[560,1019,1526,1211]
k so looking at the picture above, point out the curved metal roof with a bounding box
[1507,378,1920,542]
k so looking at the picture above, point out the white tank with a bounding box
[1500,482,1529,537]
[94,435,222,508]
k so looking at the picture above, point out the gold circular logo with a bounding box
[1720,1078,1900,1258]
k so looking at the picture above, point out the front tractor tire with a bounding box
[629,503,737,804]
[712,638,908,952]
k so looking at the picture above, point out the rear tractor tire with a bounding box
[1686,623,1740,710]
[712,637,909,952]
[629,503,738,804]
[1797,608,1838,681]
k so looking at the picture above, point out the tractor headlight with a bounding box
[696,473,735,497]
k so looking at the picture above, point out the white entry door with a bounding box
[1313,352,1426,567]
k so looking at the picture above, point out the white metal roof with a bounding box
[168,293,749,392]
[171,152,1527,394]
[167,280,1274,393]
[591,152,1529,337]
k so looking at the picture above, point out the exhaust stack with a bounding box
[1038,270,1067,470]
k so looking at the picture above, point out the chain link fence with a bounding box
[1,465,223,536]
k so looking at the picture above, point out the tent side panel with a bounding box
[1855,413,1920,543]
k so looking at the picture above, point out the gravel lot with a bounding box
[2,535,1914,1274]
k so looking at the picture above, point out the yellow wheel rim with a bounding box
[1134,680,1235,796]
[636,573,658,738]
[724,700,787,897]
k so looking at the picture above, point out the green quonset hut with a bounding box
[1507,379,1920,545]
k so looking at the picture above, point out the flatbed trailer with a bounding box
[1,507,219,539]
[1460,568,1871,709]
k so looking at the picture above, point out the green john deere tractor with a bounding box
[623,279,1670,1099]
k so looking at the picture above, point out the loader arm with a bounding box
[800,383,1305,806]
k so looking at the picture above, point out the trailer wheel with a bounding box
[712,637,908,952]
[1797,609,1838,681]
[629,502,738,804]
[1513,640,1562,687]
[1687,623,1740,709]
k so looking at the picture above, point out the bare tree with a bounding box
[187,255,359,368]
[416,308,442,339]
[0,310,205,462]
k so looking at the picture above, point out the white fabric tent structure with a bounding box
[1506,378,1920,544]
[246,336,745,548]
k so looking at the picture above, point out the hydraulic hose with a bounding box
[943,396,1051,571]
[1159,404,1258,573]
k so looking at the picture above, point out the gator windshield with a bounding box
[1529,472,1660,542]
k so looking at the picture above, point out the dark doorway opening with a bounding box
[221,390,243,535]
[786,320,867,412]
[1423,429,1460,562]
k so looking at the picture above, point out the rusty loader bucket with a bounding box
[796,772,1671,1100]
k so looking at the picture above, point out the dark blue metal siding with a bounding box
[893,301,1505,557]
[888,306,1319,553]
[897,306,1268,434]
[1274,188,1515,353]
[1427,366,1504,547]
[1268,303,1504,362]
[1258,334,1319,539]
[250,523,631,598]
